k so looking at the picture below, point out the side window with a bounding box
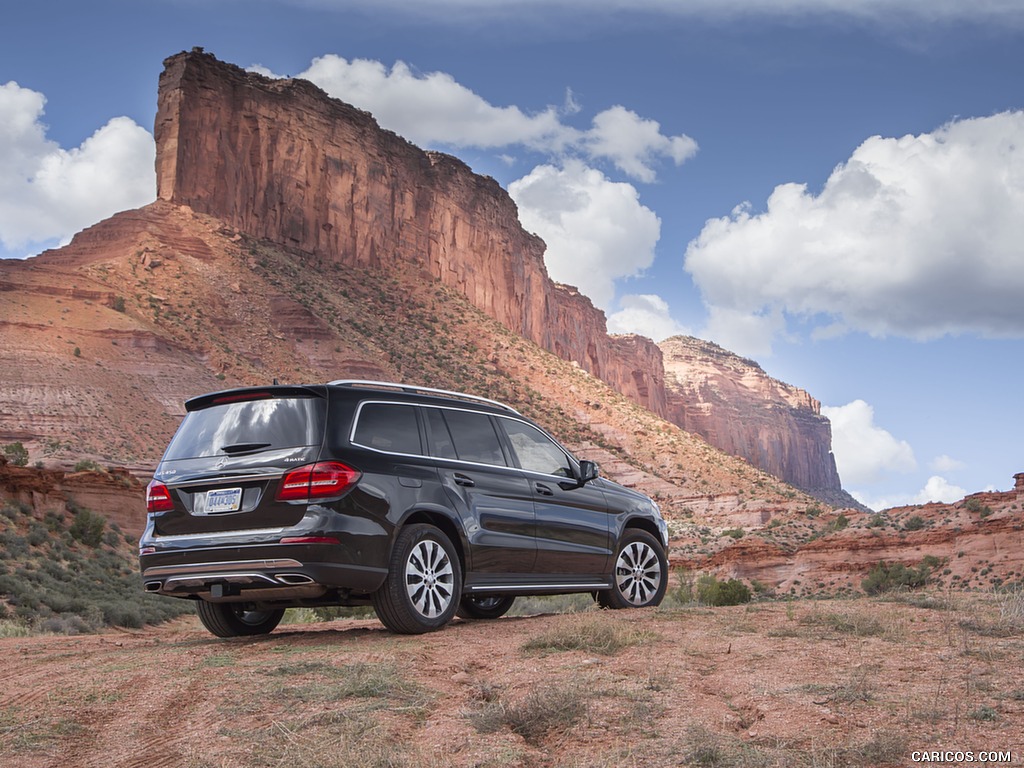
[502,419,573,478]
[352,403,422,455]
[442,410,507,466]
[424,408,458,460]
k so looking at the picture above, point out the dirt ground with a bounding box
[2,595,1023,768]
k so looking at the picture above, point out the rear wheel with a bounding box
[373,524,462,634]
[597,530,667,609]
[195,601,285,638]
[456,594,515,620]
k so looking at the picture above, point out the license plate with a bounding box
[205,487,242,514]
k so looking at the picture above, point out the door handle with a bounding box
[453,473,475,487]
[534,483,555,497]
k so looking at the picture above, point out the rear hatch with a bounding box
[150,386,330,536]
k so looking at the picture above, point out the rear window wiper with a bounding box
[220,442,273,454]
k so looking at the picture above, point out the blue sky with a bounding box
[2,0,1022,510]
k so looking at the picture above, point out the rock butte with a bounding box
[155,49,846,503]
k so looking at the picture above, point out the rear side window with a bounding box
[352,403,423,455]
[442,410,507,466]
[164,396,325,460]
[424,408,458,460]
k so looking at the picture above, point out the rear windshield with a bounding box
[163,396,325,460]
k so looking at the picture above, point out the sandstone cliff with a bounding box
[155,50,667,417]
[152,49,852,499]
[0,48,847,509]
[661,336,857,506]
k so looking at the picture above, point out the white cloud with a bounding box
[702,305,786,359]
[296,56,572,151]
[856,474,968,511]
[930,454,966,473]
[0,81,155,253]
[914,475,968,504]
[259,56,695,182]
[585,106,697,183]
[821,400,916,487]
[607,294,689,341]
[685,111,1024,352]
[508,161,660,309]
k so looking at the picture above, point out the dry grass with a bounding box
[469,682,590,744]
[520,615,658,655]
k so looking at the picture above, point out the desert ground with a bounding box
[2,593,1023,768]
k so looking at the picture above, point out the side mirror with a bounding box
[578,460,599,485]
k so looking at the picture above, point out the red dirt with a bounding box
[2,597,1023,767]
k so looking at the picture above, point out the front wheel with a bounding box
[456,594,515,620]
[195,601,285,638]
[597,530,667,609]
[373,523,463,634]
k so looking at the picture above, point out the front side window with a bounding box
[352,403,422,455]
[442,409,507,466]
[502,419,573,477]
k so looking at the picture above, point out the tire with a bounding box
[456,594,515,620]
[195,601,285,638]
[597,529,668,610]
[372,523,462,634]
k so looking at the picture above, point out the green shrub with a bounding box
[828,514,849,532]
[696,574,752,606]
[903,515,926,531]
[670,567,696,604]
[68,508,106,547]
[2,442,29,467]
[861,561,932,595]
[72,459,104,473]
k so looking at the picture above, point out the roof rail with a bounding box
[327,380,520,414]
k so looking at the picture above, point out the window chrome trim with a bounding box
[349,401,579,482]
[466,582,611,592]
[165,471,284,488]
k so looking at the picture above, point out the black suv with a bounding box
[140,381,669,636]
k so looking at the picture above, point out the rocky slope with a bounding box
[153,48,844,499]
[0,199,818,527]
[678,476,1024,595]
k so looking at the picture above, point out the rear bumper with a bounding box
[138,504,392,602]
[139,547,387,602]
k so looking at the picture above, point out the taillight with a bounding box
[276,462,361,502]
[146,480,175,513]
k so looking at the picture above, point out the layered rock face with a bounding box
[661,336,844,497]
[156,50,667,416]
[153,49,848,497]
